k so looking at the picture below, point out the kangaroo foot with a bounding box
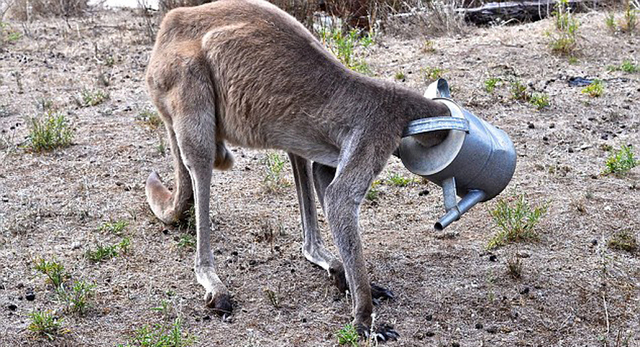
[356,323,399,342]
[371,283,394,306]
[204,291,233,316]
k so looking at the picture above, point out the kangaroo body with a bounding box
[145,0,449,338]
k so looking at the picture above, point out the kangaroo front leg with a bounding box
[288,154,345,289]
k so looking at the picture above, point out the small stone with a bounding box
[568,148,574,153]
[452,343,460,347]
[202,315,211,321]
[425,314,433,321]
[543,136,549,142]
[520,287,530,295]
[489,254,498,262]
[302,318,307,323]
[162,229,169,235]
[71,241,81,250]
[425,331,435,337]
[486,326,498,334]
[528,122,535,129]
[475,323,483,329]
[591,239,598,246]
[418,189,430,196]
[25,292,35,301]
[7,303,17,311]
[549,123,556,129]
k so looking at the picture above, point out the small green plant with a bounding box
[58,280,96,315]
[506,254,523,279]
[581,79,604,97]
[99,219,129,235]
[605,12,616,32]
[421,39,436,53]
[27,111,74,152]
[510,80,530,101]
[34,258,67,289]
[263,152,289,193]
[608,229,638,252]
[336,324,359,346]
[529,93,550,110]
[608,60,640,73]
[548,0,579,55]
[568,56,579,65]
[177,234,196,249]
[120,318,195,347]
[621,0,638,33]
[0,21,22,43]
[386,173,418,187]
[320,28,372,74]
[394,70,405,80]
[118,237,132,254]
[484,77,501,93]
[422,66,445,81]
[487,194,547,249]
[28,311,65,341]
[365,180,381,201]
[80,88,109,107]
[151,300,172,318]
[604,145,637,175]
[263,287,281,309]
[86,243,119,262]
[138,109,163,130]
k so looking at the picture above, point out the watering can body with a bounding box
[398,79,516,230]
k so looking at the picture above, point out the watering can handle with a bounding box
[425,78,452,99]
[402,117,469,137]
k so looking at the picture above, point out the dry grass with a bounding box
[5,0,88,20]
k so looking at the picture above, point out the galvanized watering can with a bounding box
[398,79,516,230]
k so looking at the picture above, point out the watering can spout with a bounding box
[434,189,486,231]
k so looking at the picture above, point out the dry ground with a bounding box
[0,5,639,347]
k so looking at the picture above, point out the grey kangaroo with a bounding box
[144,0,450,339]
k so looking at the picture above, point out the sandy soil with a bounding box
[0,5,638,347]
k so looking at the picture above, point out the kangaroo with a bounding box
[144,0,450,340]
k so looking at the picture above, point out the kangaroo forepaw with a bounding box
[356,323,399,342]
[371,283,395,306]
[205,291,233,316]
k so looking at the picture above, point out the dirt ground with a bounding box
[0,5,638,347]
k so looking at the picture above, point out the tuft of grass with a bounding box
[365,180,381,202]
[605,12,616,32]
[28,311,65,341]
[99,219,129,235]
[422,66,445,81]
[510,80,530,102]
[394,70,405,81]
[86,242,121,262]
[487,194,547,249]
[336,323,359,346]
[581,79,604,98]
[421,39,436,53]
[529,93,550,110]
[27,111,74,152]
[34,257,67,289]
[319,28,373,74]
[57,280,96,315]
[484,77,501,93]
[386,173,418,187]
[263,287,281,309]
[548,0,579,55]
[137,109,163,130]
[604,145,637,175]
[177,234,195,249]
[262,152,290,193]
[119,318,196,347]
[80,88,109,107]
[0,21,22,43]
[620,0,639,33]
[608,60,640,73]
[506,254,523,279]
[607,229,638,252]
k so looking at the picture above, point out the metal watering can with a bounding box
[399,79,516,230]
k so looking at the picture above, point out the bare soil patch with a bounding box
[1,7,639,347]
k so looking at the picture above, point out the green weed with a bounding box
[608,60,640,73]
[27,111,74,152]
[422,66,445,81]
[605,12,616,32]
[58,280,96,315]
[119,318,195,347]
[34,258,67,289]
[386,173,418,187]
[262,152,289,193]
[0,21,21,43]
[484,77,501,93]
[80,88,109,107]
[510,80,530,101]
[394,71,405,80]
[319,28,372,74]
[99,219,129,235]
[86,243,119,262]
[177,234,195,249]
[548,0,579,55]
[28,311,65,341]
[581,79,604,97]
[366,180,381,202]
[336,324,359,346]
[604,145,637,175]
[421,39,436,53]
[529,93,550,110]
[487,194,547,249]
[607,229,638,252]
